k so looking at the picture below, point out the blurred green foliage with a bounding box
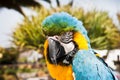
[0,47,19,64]
[84,11,120,49]
[117,13,120,23]
[54,6,120,49]
[12,6,120,50]
[13,5,120,49]
[12,8,51,50]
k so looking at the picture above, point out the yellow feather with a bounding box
[95,53,101,57]
[73,32,89,50]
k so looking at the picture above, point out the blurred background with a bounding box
[0,0,120,80]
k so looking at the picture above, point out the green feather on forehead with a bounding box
[42,23,75,36]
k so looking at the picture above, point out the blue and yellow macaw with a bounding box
[42,12,118,80]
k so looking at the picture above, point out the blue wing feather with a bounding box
[72,50,118,80]
[96,55,117,80]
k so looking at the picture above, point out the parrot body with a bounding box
[42,12,118,80]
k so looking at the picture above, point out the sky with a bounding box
[0,7,37,47]
[0,0,120,48]
[0,8,22,48]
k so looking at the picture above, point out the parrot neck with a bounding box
[73,32,89,50]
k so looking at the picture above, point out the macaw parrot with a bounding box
[42,12,118,80]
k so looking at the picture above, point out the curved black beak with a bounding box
[48,37,65,65]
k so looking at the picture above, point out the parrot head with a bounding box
[42,12,91,65]
[46,31,78,65]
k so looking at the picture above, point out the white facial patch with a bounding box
[60,42,75,54]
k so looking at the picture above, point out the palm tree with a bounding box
[0,0,41,16]
[0,0,74,16]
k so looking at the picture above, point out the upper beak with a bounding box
[47,36,66,65]
[48,37,59,65]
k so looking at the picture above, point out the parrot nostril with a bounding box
[48,36,59,41]
[54,36,59,40]
[51,57,57,65]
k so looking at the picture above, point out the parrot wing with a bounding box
[72,50,118,80]
[96,55,117,80]
[93,50,118,80]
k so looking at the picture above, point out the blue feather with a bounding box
[72,50,118,80]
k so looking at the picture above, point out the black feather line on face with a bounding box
[62,41,78,66]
